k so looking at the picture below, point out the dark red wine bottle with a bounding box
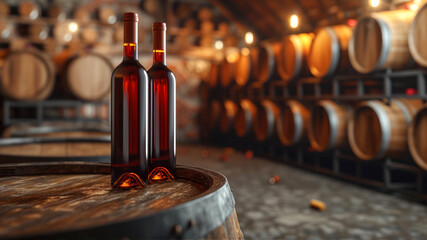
[148,22,176,183]
[111,12,148,189]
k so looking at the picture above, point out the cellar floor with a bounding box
[178,144,427,240]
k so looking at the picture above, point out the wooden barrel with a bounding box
[0,20,14,40]
[48,5,66,20]
[220,55,238,88]
[0,163,242,239]
[0,50,55,101]
[219,100,238,133]
[308,100,352,152]
[253,100,279,142]
[348,99,422,160]
[81,26,99,44]
[63,52,113,101]
[29,23,49,40]
[74,6,91,23]
[408,105,427,170]
[234,99,257,137]
[409,4,427,67]
[18,1,40,20]
[308,25,352,78]
[0,1,10,16]
[277,33,313,83]
[208,62,220,88]
[98,6,117,25]
[256,42,281,84]
[350,10,415,74]
[235,47,259,87]
[277,100,310,146]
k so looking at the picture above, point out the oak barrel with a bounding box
[409,4,427,67]
[308,25,352,78]
[277,100,310,146]
[18,1,40,20]
[219,100,238,133]
[0,50,55,101]
[63,52,113,101]
[253,100,279,142]
[235,47,259,87]
[256,42,281,84]
[0,163,242,239]
[408,105,427,170]
[234,99,257,137]
[308,100,352,152]
[277,33,314,83]
[348,99,422,160]
[220,55,238,88]
[350,10,415,73]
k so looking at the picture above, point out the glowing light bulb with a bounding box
[214,40,223,50]
[370,0,380,8]
[290,14,299,29]
[245,32,254,45]
[68,22,79,33]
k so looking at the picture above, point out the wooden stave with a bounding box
[348,99,422,160]
[308,100,352,152]
[408,106,427,170]
[253,100,280,142]
[308,25,352,78]
[256,42,281,84]
[277,33,313,83]
[409,4,427,67]
[0,50,55,101]
[235,48,259,87]
[219,100,238,134]
[350,10,415,74]
[0,164,241,239]
[234,99,257,137]
[277,100,310,146]
[63,52,113,101]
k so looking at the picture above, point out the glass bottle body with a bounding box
[111,45,149,189]
[148,53,176,183]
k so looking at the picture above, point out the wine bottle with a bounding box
[148,22,176,183]
[111,12,149,189]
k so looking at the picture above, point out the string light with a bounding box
[245,32,254,45]
[68,22,79,33]
[214,40,223,50]
[370,0,380,8]
[290,14,299,29]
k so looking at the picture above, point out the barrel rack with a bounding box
[206,68,427,203]
[2,99,109,125]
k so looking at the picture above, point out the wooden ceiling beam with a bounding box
[292,0,316,29]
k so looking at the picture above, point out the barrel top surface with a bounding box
[67,53,112,100]
[0,164,234,239]
[350,17,383,73]
[409,4,427,67]
[308,28,333,77]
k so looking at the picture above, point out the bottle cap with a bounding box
[124,12,138,22]
[153,22,166,31]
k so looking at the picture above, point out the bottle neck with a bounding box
[124,21,138,60]
[152,30,166,65]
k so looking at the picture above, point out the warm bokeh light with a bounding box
[347,19,358,27]
[226,53,239,63]
[68,22,78,33]
[290,14,299,29]
[370,0,380,8]
[405,2,420,11]
[244,31,254,45]
[214,40,223,50]
[241,47,250,56]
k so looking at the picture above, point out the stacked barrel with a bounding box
[201,5,427,172]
